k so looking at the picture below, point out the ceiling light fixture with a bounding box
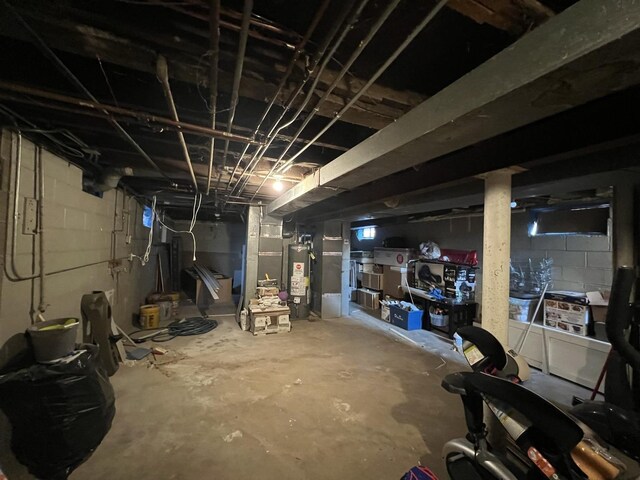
[273,175,284,192]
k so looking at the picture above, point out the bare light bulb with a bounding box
[273,179,284,192]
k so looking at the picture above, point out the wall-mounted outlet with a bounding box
[125,234,132,244]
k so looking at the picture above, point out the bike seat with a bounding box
[457,326,507,370]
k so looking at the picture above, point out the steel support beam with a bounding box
[267,0,640,217]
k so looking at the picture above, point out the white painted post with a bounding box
[481,169,513,345]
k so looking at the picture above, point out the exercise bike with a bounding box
[440,370,629,479]
[570,266,640,463]
[453,266,640,464]
[443,268,640,478]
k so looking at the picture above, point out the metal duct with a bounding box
[96,167,134,192]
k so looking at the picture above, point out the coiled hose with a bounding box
[130,317,218,343]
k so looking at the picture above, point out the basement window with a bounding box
[528,204,610,237]
[142,205,153,228]
[356,226,376,240]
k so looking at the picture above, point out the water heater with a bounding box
[288,244,310,318]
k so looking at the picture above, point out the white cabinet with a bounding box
[508,320,610,390]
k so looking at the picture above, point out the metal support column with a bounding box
[243,205,260,308]
[341,221,351,317]
[481,169,513,344]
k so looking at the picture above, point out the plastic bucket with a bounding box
[27,318,79,362]
[156,301,172,322]
[140,304,160,329]
[165,292,180,316]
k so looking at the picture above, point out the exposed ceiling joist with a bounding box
[0,3,425,131]
[448,0,555,35]
[267,0,640,217]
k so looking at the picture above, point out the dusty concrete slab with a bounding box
[3,302,593,479]
[69,313,469,479]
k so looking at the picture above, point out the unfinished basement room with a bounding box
[1,0,640,479]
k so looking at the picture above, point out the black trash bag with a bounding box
[0,343,115,480]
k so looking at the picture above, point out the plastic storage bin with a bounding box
[389,305,423,331]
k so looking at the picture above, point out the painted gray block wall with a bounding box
[0,131,159,478]
[510,213,613,292]
[177,221,245,278]
[351,211,613,310]
[0,130,158,346]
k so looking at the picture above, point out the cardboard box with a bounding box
[389,304,423,331]
[381,304,391,322]
[587,290,609,323]
[544,291,590,336]
[357,288,380,310]
[383,266,407,299]
[374,247,416,267]
[362,272,383,290]
[257,286,279,297]
[380,299,401,322]
[213,274,233,303]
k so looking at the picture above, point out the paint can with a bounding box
[139,304,160,329]
[165,292,180,316]
[146,292,164,304]
[156,301,172,322]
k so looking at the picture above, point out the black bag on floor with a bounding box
[0,343,115,480]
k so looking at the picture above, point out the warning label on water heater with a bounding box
[290,276,306,296]
[292,262,305,276]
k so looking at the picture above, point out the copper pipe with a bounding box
[0,81,260,145]
[205,0,220,196]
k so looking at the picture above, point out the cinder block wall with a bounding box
[0,130,158,347]
[177,221,245,279]
[510,213,613,292]
[351,210,613,307]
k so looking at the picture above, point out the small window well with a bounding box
[528,203,609,237]
[356,226,376,240]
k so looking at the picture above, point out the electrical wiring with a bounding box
[142,195,156,264]
[131,195,157,266]
[153,192,202,261]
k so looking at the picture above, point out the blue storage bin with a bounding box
[389,305,423,331]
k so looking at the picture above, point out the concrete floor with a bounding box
[5,302,593,479]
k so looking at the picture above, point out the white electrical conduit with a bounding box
[250,0,402,200]
[153,193,202,262]
[222,0,331,195]
[37,145,46,314]
[226,0,357,202]
[3,132,140,281]
[234,0,369,199]
[278,0,450,173]
[217,0,253,190]
[156,55,199,190]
